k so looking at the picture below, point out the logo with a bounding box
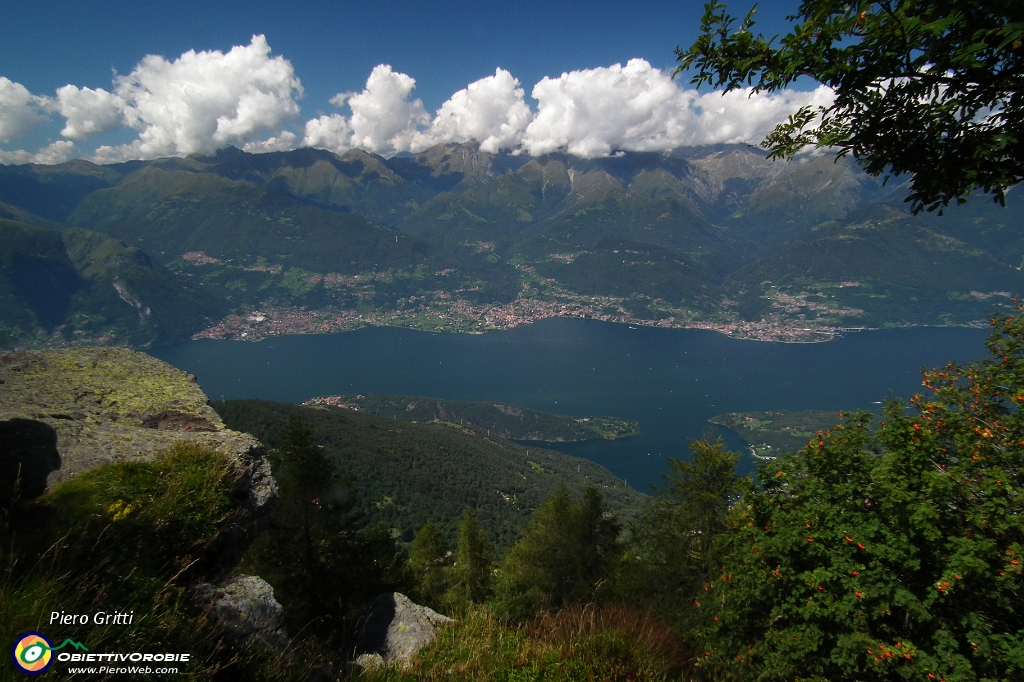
[11,633,53,675]
[11,633,87,675]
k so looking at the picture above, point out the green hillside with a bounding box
[68,166,436,272]
[0,219,226,347]
[68,164,521,309]
[2,142,1023,346]
[304,393,639,441]
[0,159,125,222]
[531,238,726,315]
[213,399,645,548]
[725,211,1024,326]
[919,191,1024,268]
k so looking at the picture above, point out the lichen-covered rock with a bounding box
[354,593,452,668]
[0,346,277,570]
[193,575,290,654]
[353,653,385,671]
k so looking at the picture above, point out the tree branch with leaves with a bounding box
[677,0,1024,213]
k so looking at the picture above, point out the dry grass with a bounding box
[356,603,696,682]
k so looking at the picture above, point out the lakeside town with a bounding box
[177,251,998,345]
[191,289,850,344]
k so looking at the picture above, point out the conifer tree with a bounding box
[447,508,493,611]
[493,484,622,621]
[408,520,449,610]
[242,412,407,638]
[271,412,337,620]
[634,438,750,623]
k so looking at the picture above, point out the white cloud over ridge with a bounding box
[95,34,303,162]
[523,59,834,156]
[0,77,53,144]
[0,38,833,164]
[0,140,76,165]
[252,58,834,160]
[413,68,532,153]
[303,64,431,156]
[243,130,299,154]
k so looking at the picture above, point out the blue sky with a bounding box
[0,0,824,164]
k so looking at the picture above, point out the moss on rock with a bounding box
[0,346,273,511]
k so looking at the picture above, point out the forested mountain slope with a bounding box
[1,142,1021,348]
[0,219,226,347]
[213,399,645,548]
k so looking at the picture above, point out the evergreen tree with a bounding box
[493,484,622,621]
[408,520,450,610]
[573,487,622,595]
[447,508,493,611]
[241,412,407,639]
[633,438,750,624]
[281,412,336,614]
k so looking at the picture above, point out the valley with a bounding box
[2,142,1021,350]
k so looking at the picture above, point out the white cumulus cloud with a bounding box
[345,65,429,155]
[3,46,834,165]
[56,85,124,140]
[302,64,429,157]
[522,58,834,157]
[243,130,299,154]
[0,77,53,144]
[412,68,532,153]
[299,59,833,160]
[303,67,532,156]
[0,140,76,165]
[686,85,834,147]
[95,34,302,161]
[301,114,351,155]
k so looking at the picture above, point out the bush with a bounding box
[695,312,1024,681]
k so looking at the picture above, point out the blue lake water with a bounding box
[150,319,991,492]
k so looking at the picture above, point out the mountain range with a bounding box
[1,141,1022,349]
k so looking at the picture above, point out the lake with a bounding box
[150,319,991,492]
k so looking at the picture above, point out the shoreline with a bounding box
[190,304,858,345]
[189,303,989,346]
[2,313,989,355]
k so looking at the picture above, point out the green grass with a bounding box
[354,604,695,682]
[0,442,325,681]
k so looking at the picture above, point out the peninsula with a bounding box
[709,409,881,459]
[302,393,639,442]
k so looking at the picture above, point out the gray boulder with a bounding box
[193,575,290,654]
[355,592,452,668]
[0,347,278,578]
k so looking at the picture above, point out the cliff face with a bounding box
[0,346,277,571]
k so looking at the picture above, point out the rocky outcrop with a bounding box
[0,347,277,571]
[354,592,452,669]
[193,575,290,654]
[0,418,60,508]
